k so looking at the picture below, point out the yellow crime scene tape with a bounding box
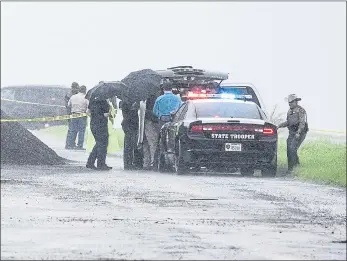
[0,98,121,123]
[1,98,345,134]
[1,98,66,108]
[0,113,88,123]
[1,98,83,122]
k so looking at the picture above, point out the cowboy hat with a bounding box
[285,94,302,103]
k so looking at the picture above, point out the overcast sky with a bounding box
[1,2,346,131]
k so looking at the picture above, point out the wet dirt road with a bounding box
[1,133,346,260]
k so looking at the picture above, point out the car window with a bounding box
[194,102,263,119]
[172,103,187,122]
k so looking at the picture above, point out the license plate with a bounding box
[225,143,242,151]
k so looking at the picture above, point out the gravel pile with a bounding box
[1,109,66,165]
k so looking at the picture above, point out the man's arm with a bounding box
[153,97,160,118]
[102,101,111,118]
[65,94,71,108]
[173,96,182,112]
[103,101,111,113]
[67,97,72,107]
[85,99,89,112]
[278,120,288,128]
[277,110,289,128]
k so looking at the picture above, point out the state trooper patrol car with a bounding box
[136,66,275,176]
[156,98,278,177]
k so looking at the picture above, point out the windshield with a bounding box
[216,86,262,108]
[194,102,264,119]
[217,87,249,95]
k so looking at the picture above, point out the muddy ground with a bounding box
[1,131,346,260]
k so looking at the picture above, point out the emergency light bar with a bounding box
[185,92,253,100]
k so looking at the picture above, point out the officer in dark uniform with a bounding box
[278,94,309,173]
[86,99,112,171]
[120,101,143,170]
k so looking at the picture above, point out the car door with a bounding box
[167,103,188,152]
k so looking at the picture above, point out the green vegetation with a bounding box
[39,125,68,141]
[278,138,346,187]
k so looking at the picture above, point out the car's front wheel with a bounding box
[174,139,189,175]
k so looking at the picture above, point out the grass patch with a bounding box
[277,139,288,172]
[278,138,346,187]
[40,125,68,141]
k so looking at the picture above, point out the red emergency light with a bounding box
[185,86,217,100]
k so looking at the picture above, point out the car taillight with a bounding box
[190,124,203,133]
[263,127,275,135]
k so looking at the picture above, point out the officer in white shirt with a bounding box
[66,85,89,150]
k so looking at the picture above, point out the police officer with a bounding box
[277,94,309,173]
[121,101,143,170]
[86,99,112,171]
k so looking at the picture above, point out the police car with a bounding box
[156,95,278,177]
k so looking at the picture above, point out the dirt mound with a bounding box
[1,110,66,165]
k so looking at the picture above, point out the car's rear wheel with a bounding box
[158,137,169,173]
[174,139,189,175]
[240,167,254,176]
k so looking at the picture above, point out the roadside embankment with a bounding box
[278,137,346,187]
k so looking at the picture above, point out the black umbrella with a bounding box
[120,69,162,104]
[85,81,127,101]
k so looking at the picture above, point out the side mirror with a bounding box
[160,115,171,122]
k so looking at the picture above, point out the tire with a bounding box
[261,155,277,177]
[174,139,189,175]
[157,137,169,173]
[240,167,254,176]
